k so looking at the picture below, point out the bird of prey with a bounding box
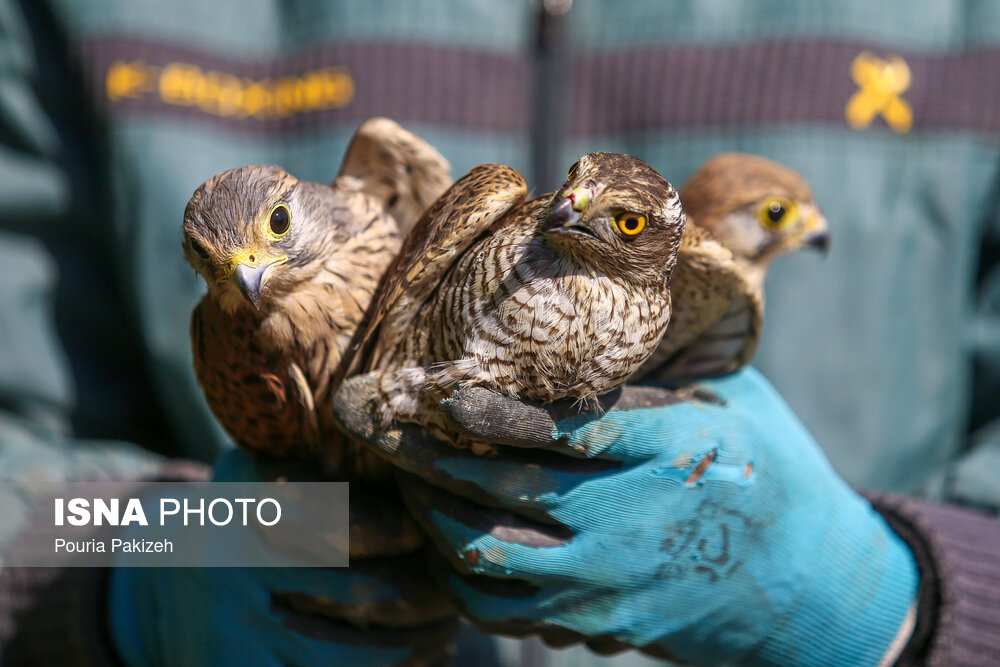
[336,117,453,235]
[336,153,686,449]
[184,118,450,477]
[634,153,829,383]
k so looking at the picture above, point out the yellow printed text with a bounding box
[105,60,354,118]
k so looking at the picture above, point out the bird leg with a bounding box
[377,360,501,455]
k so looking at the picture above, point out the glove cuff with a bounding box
[750,489,920,666]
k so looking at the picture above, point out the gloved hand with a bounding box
[108,449,458,667]
[334,368,920,666]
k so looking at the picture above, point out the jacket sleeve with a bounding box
[0,2,209,663]
[865,492,1000,666]
[945,184,1000,511]
[0,234,207,665]
[0,0,168,530]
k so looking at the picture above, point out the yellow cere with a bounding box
[803,211,825,233]
[224,247,287,278]
[225,248,263,277]
[756,197,798,231]
[569,187,591,212]
[614,211,647,236]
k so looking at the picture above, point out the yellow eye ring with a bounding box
[756,197,798,231]
[266,203,291,240]
[566,161,580,181]
[614,211,647,237]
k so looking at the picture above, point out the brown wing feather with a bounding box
[655,287,762,381]
[634,222,759,382]
[332,163,528,388]
[335,117,452,234]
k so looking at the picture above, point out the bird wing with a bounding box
[334,117,452,234]
[635,223,762,383]
[656,287,763,381]
[333,163,528,388]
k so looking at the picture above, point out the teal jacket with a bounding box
[1,1,998,665]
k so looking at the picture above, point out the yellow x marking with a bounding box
[845,52,913,133]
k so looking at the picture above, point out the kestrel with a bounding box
[634,153,829,382]
[336,116,452,234]
[184,118,448,478]
[336,153,686,448]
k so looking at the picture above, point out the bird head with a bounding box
[183,165,343,314]
[679,153,830,266]
[542,153,686,285]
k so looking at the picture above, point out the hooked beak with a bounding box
[233,260,282,310]
[800,208,831,257]
[803,230,831,256]
[545,187,594,238]
[546,197,577,227]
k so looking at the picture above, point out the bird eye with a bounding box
[267,204,291,239]
[614,211,647,237]
[757,198,797,230]
[566,161,580,181]
[767,201,785,222]
[189,237,210,259]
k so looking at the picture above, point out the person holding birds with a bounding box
[0,2,998,666]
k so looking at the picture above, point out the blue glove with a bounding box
[334,368,919,666]
[108,449,458,667]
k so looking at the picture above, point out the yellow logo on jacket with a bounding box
[846,52,912,133]
[105,60,354,118]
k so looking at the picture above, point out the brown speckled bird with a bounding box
[337,153,686,448]
[184,118,450,476]
[634,153,829,383]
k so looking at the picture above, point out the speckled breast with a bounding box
[418,225,673,402]
[190,297,312,457]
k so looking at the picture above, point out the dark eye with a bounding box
[269,204,291,237]
[566,161,580,181]
[757,197,797,230]
[190,238,210,258]
[767,201,785,223]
